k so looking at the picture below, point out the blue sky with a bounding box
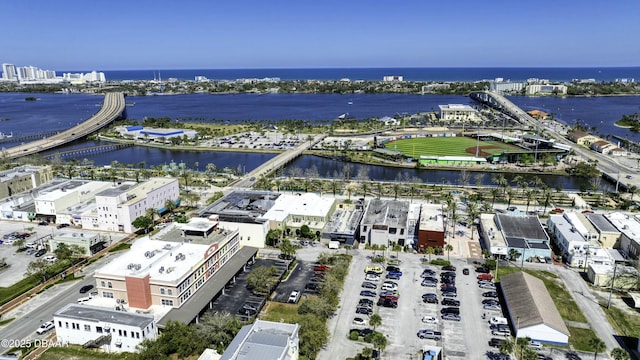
[4,0,640,70]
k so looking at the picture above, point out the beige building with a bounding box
[49,230,106,256]
[588,263,639,290]
[93,221,239,309]
[0,165,53,199]
[525,84,568,95]
[438,104,480,123]
[262,193,336,233]
[567,130,601,147]
[35,180,111,224]
[586,213,622,248]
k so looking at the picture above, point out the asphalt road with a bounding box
[0,253,114,353]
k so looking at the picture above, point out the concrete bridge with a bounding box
[1,92,126,160]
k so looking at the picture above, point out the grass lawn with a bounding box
[497,267,587,323]
[385,137,519,158]
[603,303,640,338]
[39,346,134,360]
[567,326,598,352]
[261,301,301,324]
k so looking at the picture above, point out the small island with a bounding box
[24,96,39,101]
[615,113,640,131]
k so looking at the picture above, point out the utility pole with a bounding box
[607,261,619,309]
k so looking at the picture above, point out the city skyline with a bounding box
[4,0,640,71]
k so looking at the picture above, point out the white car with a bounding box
[44,255,57,262]
[364,274,380,282]
[421,316,439,324]
[352,317,366,326]
[77,295,92,303]
[36,321,54,335]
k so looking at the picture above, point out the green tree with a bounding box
[372,332,387,354]
[297,296,335,319]
[279,239,297,259]
[246,265,278,295]
[425,246,435,261]
[499,338,514,356]
[361,347,374,359]
[265,229,282,247]
[516,336,531,360]
[145,207,158,223]
[25,259,49,283]
[588,337,606,360]
[369,313,382,331]
[300,224,312,239]
[610,348,630,360]
[298,314,329,359]
[54,243,86,260]
[164,199,177,215]
[132,215,153,234]
[196,311,242,353]
[444,243,454,261]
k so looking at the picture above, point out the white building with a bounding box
[547,214,611,268]
[525,84,568,96]
[383,75,403,82]
[62,70,106,83]
[221,320,299,360]
[54,303,157,353]
[438,104,480,123]
[115,125,198,143]
[490,79,524,93]
[262,193,336,233]
[1,63,17,81]
[360,199,410,247]
[86,178,179,233]
[34,180,111,224]
[605,212,640,259]
[94,222,240,310]
[49,230,106,256]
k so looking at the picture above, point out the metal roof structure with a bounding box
[54,303,154,328]
[198,190,281,224]
[496,214,548,242]
[586,213,620,233]
[362,199,409,228]
[500,272,569,339]
[221,320,299,360]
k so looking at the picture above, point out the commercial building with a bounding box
[221,320,299,360]
[0,178,67,222]
[416,204,445,251]
[585,213,621,248]
[547,214,611,268]
[360,199,410,247]
[500,272,570,345]
[54,303,157,353]
[605,212,640,259]
[1,63,17,81]
[495,213,551,261]
[35,180,111,224]
[262,193,336,234]
[588,262,639,290]
[438,104,480,123]
[93,220,240,309]
[115,125,198,143]
[0,165,53,199]
[49,230,106,256]
[383,75,403,82]
[479,213,509,257]
[525,84,568,96]
[198,190,280,248]
[322,203,363,246]
[489,80,524,93]
[567,130,601,147]
[86,177,179,233]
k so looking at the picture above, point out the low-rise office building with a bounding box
[0,165,52,199]
[54,303,157,353]
[322,205,363,246]
[585,213,621,248]
[416,204,445,251]
[605,212,640,259]
[93,220,239,310]
[35,180,111,224]
[262,193,336,234]
[479,213,509,257]
[221,320,299,360]
[495,213,551,261]
[360,199,410,247]
[49,230,106,256]
[547,214,610,268]
[438,104,480,123]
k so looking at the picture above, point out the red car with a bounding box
[314,264,330,272]
[551,208,564,213]
[477,273,494,281]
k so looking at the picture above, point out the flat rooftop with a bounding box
[198,190,280,224]
[35,179,92,201]
[586,213,620,233]
[263,193,335,220]
[0,165,47,183]
[362,199,409,227]
[123,178,177,206]
[325,208,363,235]
[95,182,136,197]
[54,303,154,328]
[605,213,640,240]
[95,225,237,283]
[549,214,587,243]
[496,214,548,241]
[418,204,444,232]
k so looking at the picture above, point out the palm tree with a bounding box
[360,182,369,200]
[425,247,435,262]
[629,185,638,201]
[444,243,454,261]
[516,336,531,360]
[361,347,374,359]
[499,338,514,356]
[375,182,383,199]
[145,207,157,224]
[393,183,400,200]
[588,337,606,360]
[164,199,177,216]
[371,333,387,355]
[369,313,382,331]
[610,348,630,360]
[493,174,508,196]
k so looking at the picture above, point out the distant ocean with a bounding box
[65,67,640,82]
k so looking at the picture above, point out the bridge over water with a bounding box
[1,92,126,160]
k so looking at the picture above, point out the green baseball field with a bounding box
[385,137,520,157]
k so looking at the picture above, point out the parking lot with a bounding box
[0,220,126,287]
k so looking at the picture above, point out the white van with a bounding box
[489,316,508,325]
[328,241,340,249]
[287,290,301,304]
[491,328,510,336]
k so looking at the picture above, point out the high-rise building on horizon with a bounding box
[2,63,17,81]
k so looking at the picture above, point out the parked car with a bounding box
[364,265,384,274]
[287,290,301,303]
[385,273,401,280]
[313,264,330,271]
[44,255,57,263]
[442,298,460,307]
[359,299,374,307]
[477,273,494,281]
[421,279,437,287]
[36,321,55,335]
[377,299,398,308]
[479,283,496,290]
[360,290,376,297]
[38,221,49,226]
[440,307,460,315]
[352,317,366,326]
[484,304,502,311]
[387,270,402,277]
[421,316,439,324]
[365,274,381,282]
[441,313,461,321]
[483,291,499,298]
[423,296,438,304]
[79,284,94,293]
[379,290,400,298]
[489,337,504,348]
[356,307,373,315]
[482,299,500,306]
[362,281,377,289]
[305,283,321,292]
[56,223,70,229]
[476,266,491,274]
[34,249,46,257]
[442,265,456,271]
[462,268,470,275]
[417,329,442,340]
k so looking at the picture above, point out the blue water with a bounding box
[65,67,640,82]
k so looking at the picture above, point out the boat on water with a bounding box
[348,100,353,105]
[337,113,355,120]
[0,132,13,139]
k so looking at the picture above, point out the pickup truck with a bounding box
[417,329,442,340]
[477,273,494,281]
